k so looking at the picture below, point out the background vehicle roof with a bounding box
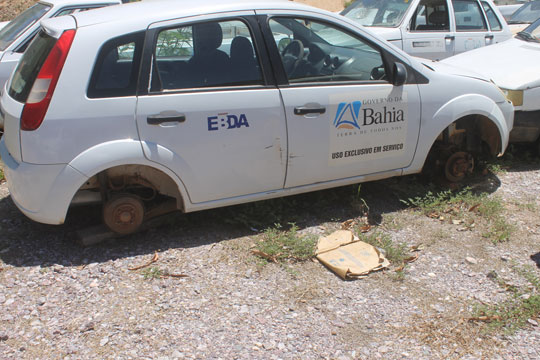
[39,0,121,7]
[71,0,323,28]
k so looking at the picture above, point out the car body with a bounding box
[497,0,530,21]
[0,0,120,92]
[506,0,540,33]
[341,0,512,60]
[0,0,513,234]
[442,17,540,146]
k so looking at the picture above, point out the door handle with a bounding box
[294,106,326,116]
[445,35,455,41]
[485,34,494,39]
[147,111,186,125]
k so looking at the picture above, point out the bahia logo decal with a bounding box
[334,100,405,130]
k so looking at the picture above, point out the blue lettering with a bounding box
[237,114,249,128]
[208,116,218,131]
[226,115,238,129]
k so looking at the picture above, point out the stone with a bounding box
[466,257,478,265]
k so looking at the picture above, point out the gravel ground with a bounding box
[0,153,539,359]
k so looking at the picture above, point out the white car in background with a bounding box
[341,0,512,60]
[0,0,120,91]
[506,0,540,33]
[0,0,513,234]
[442,17,540,148]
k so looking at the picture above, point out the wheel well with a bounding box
[73,164,184,211]
[434,115,502,157]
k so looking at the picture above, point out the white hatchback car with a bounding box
[0,0,120,92]
[341,0,512,60]
[0,0,513,234]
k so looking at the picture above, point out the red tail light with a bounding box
[21,29,76,131]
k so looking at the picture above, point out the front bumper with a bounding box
[0,138,88,224]
[509,110,540,143]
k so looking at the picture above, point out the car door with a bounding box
[135,13,287,204]
[480,0,507,44]
[452,0,490,54]
[260,13,422,188]
[402,0,455,60]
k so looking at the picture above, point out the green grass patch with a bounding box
[253,224,317,263]
[356,230,409,266]
[474,266,540,334]
[141,266,163,280]
[401,188,513,244]
[0,167,4,182]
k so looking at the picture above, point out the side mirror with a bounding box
[393,62,407,86]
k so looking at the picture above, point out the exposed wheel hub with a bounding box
[103,195,144,234]
[445,151,474,182]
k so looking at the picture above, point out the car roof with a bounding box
[72,0,323,28]
[39,0,121,7]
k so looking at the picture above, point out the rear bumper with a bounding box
[509,110,540,143]
[0,138,88,224]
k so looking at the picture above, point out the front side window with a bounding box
[151,19,263,91]
[87,32,144,98]
[0,3,51,51]
[453,0,487,31]
[410,0,450,31]
[341,0,412,28]
[481,1,502,30]
[269,17,387,84]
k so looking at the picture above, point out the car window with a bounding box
[509,1,540,24]
[410,0,450,31]
[55,6,103,17]
[151,19,263,91]
[0,3,51,51]
[87,32,145,98]
[481,1,502,30]
[269,17,388,84]
[341,0,412,28]
[453,0,488,31]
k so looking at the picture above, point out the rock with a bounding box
[466,257,478,265]
[527,319,538,326]
[99,337,109,346]
[0,333,8,341]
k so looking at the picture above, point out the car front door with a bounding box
[452,0,490,54]
[402,0,455,60]
[260,14,422,188]
[135,14,287,204]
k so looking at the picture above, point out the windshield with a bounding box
[341,0,412,27]
[516,17,540,42]
[508,1,540,24]
[0,3,51,51]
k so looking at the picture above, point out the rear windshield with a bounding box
[9,30,56,103]
[0,3,51,51]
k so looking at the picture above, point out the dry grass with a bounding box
[0,0,346,21]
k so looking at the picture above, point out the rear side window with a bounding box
[0,3,51,51]
[453,0,487,31]
[9,30,56,103]
[481,1,502,31]
[87,32,144,98]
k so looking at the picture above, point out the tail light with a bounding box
[21,29,75,131]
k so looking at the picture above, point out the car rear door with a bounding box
[259,12,422,188]
[135,13,287,204]
[452,0,491,54]
[402,0,455,60]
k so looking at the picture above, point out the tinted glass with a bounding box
[341,0,411,27]
[0,3,51,51]
[509,1,540,24]
[152,20,262,91]
[481,1,502,30]
[269,17,387,84]
[9,30,56,103]
[453,0,488,31]
[87,32,144,98]
[410,0,450,31]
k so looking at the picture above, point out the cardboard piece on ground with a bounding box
[316,230,389,279]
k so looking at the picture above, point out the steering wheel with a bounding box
[281,40,304,76]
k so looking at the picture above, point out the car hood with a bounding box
[414,57,490,82]
[365,27,402,41]
[441,38,540,90]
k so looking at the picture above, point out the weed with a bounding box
[357,230,408,266]
[482,217,514,244]
[0,167,4,182]
[381,213,405,231]
[254,223,317,263]
[141,266,163,280]
[486,163,507,175]
[473,266,540,334]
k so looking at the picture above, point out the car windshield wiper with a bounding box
[516,31,538,42]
